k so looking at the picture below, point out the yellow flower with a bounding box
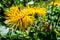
[25,5,46,16]
[4,5,34,31]
[4,5,46,31]
[35,7,46,16]
[50,0,59,6]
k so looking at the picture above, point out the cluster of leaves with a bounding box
[47,1,60,37]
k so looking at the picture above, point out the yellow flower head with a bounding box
[4,5,46,31]
[50,0,59,6]
[35,7,46,16]
[25,5,46,16]
[4,5,34,31]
